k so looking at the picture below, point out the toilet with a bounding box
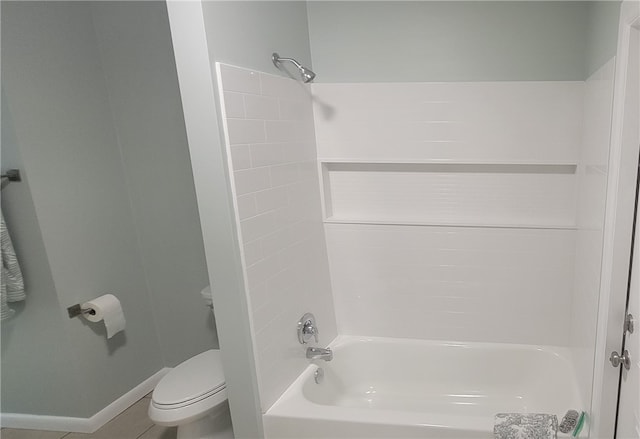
[148,288,233,439]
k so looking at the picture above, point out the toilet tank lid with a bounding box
[153,349,225,406]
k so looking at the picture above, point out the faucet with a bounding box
[306,346,333,361]
[297,313,319,344]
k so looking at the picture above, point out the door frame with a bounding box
[591,2,640,438]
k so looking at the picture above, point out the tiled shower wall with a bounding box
[216,66,607,406]
[312,82,583,162]
[216,64,337,411]
[312,81,584,346]
[571,58,616,406]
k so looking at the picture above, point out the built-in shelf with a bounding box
[321,161,577,174]
[324,217,577,230]
[319,158,579,167]
[318,159,578,231]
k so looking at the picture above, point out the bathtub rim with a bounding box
[264,335,583,434]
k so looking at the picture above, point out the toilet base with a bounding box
[176,402,234,439]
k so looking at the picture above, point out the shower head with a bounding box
[299,66,316,83]
[272,53,316,83]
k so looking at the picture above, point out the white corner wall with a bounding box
[312,81,584,345]
[216,64,337,411]
[165,2,264,436]
[570,58,616,411]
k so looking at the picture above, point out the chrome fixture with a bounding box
[297,312,318,344]
[272,53,316,83]
[306,347,333,361]
[314,367,324,384]
[610,350,631,370]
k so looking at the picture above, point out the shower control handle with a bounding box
[297,313,318,344]
[609,350,631,370]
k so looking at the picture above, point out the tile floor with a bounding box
[1,394,176,439]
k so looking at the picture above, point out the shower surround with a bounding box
[215,61,613,437]
[312,81,583,345]
[216,63,337,412]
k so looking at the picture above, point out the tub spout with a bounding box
[306,346,333,361]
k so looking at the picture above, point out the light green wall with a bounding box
[201,1,312,76]
[90,1,217,367]
[2,1,164,417]
[1,93,80,417]
[200,1,620,82]
[307,1,598,82]
[585,1,621,77]
[1,0,215,417]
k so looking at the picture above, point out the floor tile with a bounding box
[0,429,68,439]
[65,399,153,439]
[137,425,176,439]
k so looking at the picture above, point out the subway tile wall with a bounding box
[217,70,593,406]
[571,58,616,407]
[311,81,584,163]
[312,81,586,346]
[325,223,576,345]
[216,64,337,412]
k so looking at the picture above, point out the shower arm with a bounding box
[272,53,303,70]
[271,52,316,83]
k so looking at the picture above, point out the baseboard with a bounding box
[1,367,171,433]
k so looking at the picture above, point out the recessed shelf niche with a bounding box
[319,161,578,230]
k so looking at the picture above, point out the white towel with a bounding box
[494,413,558,439]
[1,212,25,320]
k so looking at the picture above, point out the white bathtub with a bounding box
[264,336,582,438]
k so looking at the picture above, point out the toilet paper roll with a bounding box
[82,294,126,339]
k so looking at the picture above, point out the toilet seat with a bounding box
[153,384,226,410]
[149,349,228,426]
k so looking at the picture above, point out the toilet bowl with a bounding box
[149,349,233,439]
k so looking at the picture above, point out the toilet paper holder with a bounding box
[67,303,96,319]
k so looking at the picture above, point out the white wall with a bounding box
[166,3,265,436]
[217,64,337,411]
[196,0,336,416]
[570,59,616,412]
[312,82,583,163]
[326,224,576,345]
[307,1,591,82]
[312,81,583,345]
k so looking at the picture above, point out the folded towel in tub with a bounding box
[494,413,558,439]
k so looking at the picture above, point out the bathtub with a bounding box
[263,336,582,438]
